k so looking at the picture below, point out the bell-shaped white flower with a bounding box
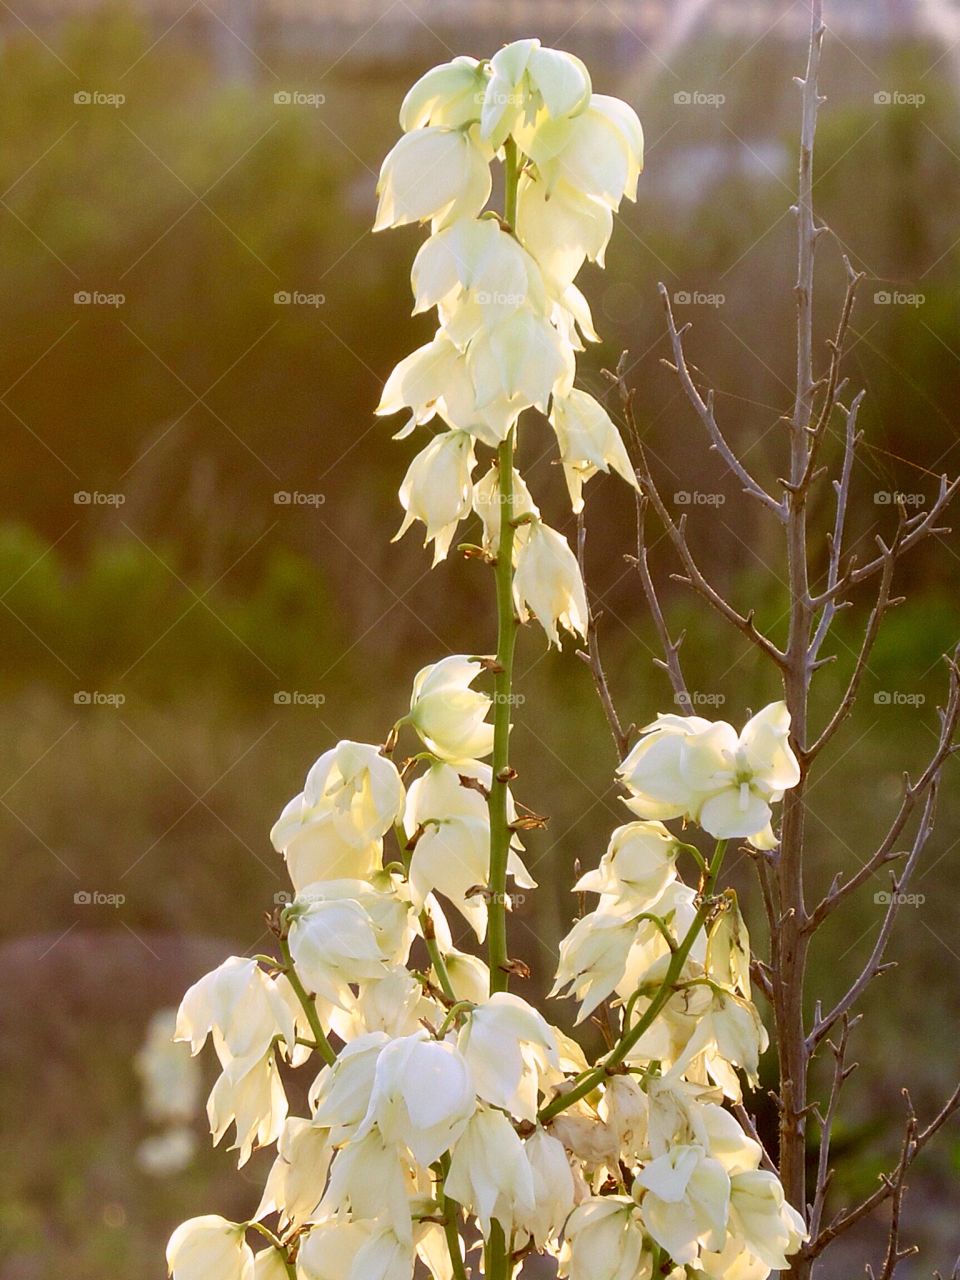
[707,893,753,998]
[680,703,801,841]
[443,947,491,1003]
[445,1106,536,1238]
[253,1248,289,1280]
[297,1219,372,1280]
[299,741,405,849]
[411,219,546,342]
[458,992,559,1121]
[549,389,638,513]
[208,1051,288,1167]
[310,1031,388,1141]
[517,173,612,291]
[376,331,519,448]
[166,1216,253,1280]
[617,713,714,821]
[320,1129,418,1243]
[728,1170,808,1271]
[374,126,491,232]
[400,56,487,131]
[480,40,592,149]
[599,1074,649,1161]
[697,1102,763,1177]
[558,1197,650,1280]
[514,520,588,647]
[351,1225,416,1280]
[393,430,476,565]
[329,965,436,1042]
[516,1126,576,1249]
[286,896,389,1007]
[667,989,770,1100]
[520,94,643,209]
[467,309,573,413]
[408,655,495,762]
[575,821,679,908]
[354,1030,476,1165]
[634,1144,730,1266]
[698,1236,771,1280]
[271,800,382,892]
[256,1117,331,1227]
[407,814,491,939]
[472,462,540,557]
[550,905,637,1021]
[175,957,295,1072]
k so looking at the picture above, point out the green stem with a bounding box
[485,1223,511,1280]
[246,1223,297,1278]
[278,935,336,1066]
[435,1154,470,1280]
[539,841,728,1122]
[486,140,522,999]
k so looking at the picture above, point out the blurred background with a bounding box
[0,0,958,1275]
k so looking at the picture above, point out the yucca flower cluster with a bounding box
[166,41,806,1280]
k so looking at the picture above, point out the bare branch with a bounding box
[808,391,864,663]
[808,786,938,1051]
[807,1084,960,1259]
[657,283,787,521]
[732,1102,780,1175]
[805,647,960,932]
[576,512,631,760]
[808,1013,861,1242]
[624,492,691,711]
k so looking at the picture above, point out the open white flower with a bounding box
[295,741,405,849]
[286,896,389,1007]
[320,1129,418,1243]
[520,94,643,208]
[549,389,638,513]
[617,713,713,821]
[271,800,382,892]
[394,430,476,565]
[458,992,559,1121]
[680,702,801,841]
[400,56,487,131]
[558,1197,650,1280]
[514,520,588,647]
[175,957,295,1072]
[634,1144,730,1266]
[445,1107,536,1238]
[575,821,680,907]
[550,904,638,1021]
[167,1216,253,1280]
[480,39,592,149]
[517,1126,576,1249]
[666,988,770,1100]
[409,655,495,761]
[374,126,491,232]
[467,308,573,413]
[297,1219,372,1280]
[310,1031,388,1141]
[354,1030,476,1165]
